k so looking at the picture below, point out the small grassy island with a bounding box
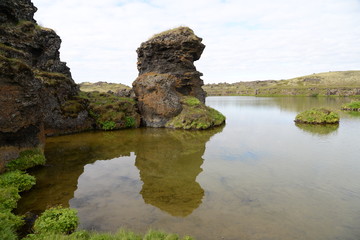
[341,101,360,111]
[294,108,340,124]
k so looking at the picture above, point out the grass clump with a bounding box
[295,108,340,124]
[6,148,46,171]
[166,96,225,130]
[341,101,360,111]
[33,206,79,234]
[0,170,36,192]
[24,229,195,240]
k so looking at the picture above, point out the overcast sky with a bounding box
[32,0,360,86]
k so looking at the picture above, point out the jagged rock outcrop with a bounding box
[0,0,94,136]
[0,0,90,171]
[0,55,44,171]
[0,0,142,171]
[133,27,225,128]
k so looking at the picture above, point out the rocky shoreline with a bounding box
[0,0,225,171]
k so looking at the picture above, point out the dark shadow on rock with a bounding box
[135,126,224,216]
[295,123,339,136]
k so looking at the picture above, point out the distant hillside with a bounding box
[204,71,360,96]
[79,81,130,93]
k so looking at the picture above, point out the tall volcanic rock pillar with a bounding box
[132,27,225,129]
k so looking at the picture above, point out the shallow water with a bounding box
[17,96,360,240]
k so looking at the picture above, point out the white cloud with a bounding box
[32,0,360,85]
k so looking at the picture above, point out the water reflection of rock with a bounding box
[16,127,223,217]
[16,130,139,214]
[135,127,223,217]
[295,123,339,136]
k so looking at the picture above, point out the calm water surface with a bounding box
[18,97,360,240]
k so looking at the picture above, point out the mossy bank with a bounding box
[294,108,340,124]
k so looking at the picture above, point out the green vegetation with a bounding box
[61,99,86,118]
[34,70,72,86]
[203,71,360,97]
[0,42,26,57]
[25,229,194,240]
[0,170,36,192]
[0,210,24,240]
[295,108,340,124]
[6,148,46,171]
[78,91,139,130]
[0,187,20,210]
[100,121,116,131]
[166,96,225,130]
[341,101,360,111]
[79,82,130,93]
[0,169,37,239]
[33,206,79,234]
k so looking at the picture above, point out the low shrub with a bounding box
[6,149,46,171]
[33,206,79,234]
[295,108,339,124]
[0,170,36,192]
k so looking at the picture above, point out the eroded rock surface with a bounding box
[133,27,224,128]
[0,0,89,170]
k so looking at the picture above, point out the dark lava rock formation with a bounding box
[0,0,93,137]
[133,27,225,128]
[0,0,139,171]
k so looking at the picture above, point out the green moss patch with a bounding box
[0,170,36,192]
[0,187,20,211]
[61,99,87,118]
[33,207,79,234]
[78,91,140,130]
[0,170,35,239]
[341,101,360,111]
[295,108,339,124]
[6,148,46,171]
[34,70,72,86]
[166,96,225,130]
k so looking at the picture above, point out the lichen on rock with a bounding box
[133,26,225,129]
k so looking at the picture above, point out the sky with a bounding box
[31,0,360,86]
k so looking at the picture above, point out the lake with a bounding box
[17,96,360,240]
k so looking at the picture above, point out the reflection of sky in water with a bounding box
[17,96,360,240]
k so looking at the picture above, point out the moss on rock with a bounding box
[294,108,339,124]
[166,96,225,130]
[78,91,140,130]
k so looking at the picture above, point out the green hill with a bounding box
[79,81,130,93]
[204,71,360,96]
